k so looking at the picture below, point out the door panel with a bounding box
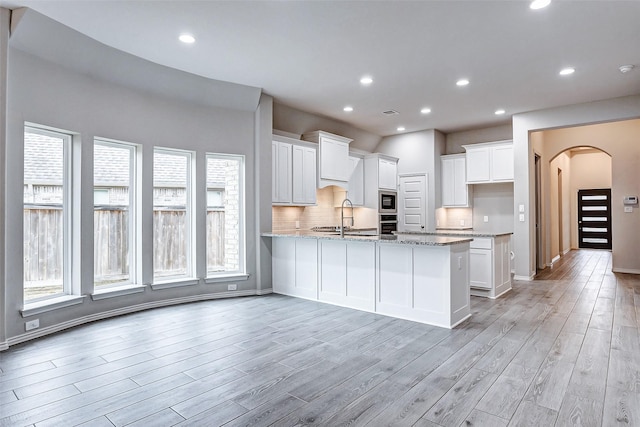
[398,174,427,232]
[578,189,611,250]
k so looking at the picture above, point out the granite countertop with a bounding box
[262,230,473,246]
[397,229,513,238]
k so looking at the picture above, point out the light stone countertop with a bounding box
[397,229,513,238]
[262,230,473,246]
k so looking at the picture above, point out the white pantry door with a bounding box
[398,174,428,232]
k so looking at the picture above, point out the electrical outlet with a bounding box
[295,220,300,229]
[460,219,465,226]
[227,284,237,291]
[483,216,489,222]
[25,319,39,331]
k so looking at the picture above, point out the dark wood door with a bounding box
[578,189,612,249]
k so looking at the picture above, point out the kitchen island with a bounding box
[263,231,472,328]
[396,229,513,299]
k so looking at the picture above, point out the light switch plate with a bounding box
[519,204,525,213]
[483,216,489,222]
[519,213,525,222]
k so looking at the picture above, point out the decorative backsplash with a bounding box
[272,187,377,231]
[436,207,473,228]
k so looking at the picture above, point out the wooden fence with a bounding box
[24,207,225,284]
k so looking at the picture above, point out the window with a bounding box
[153,148,194,280]
[206,154,245,275]
[94,140,137,288]
[23,126,71,301]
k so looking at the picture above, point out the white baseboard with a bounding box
[5,288,273,349]
[513,273,535,281]
[551,254,561,265]
[612,268,640,275]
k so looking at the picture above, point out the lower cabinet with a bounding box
[469,235,511,299]
[272,238,317,299]
[319,240,375,311]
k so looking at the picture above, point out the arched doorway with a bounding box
[546,147,612,265]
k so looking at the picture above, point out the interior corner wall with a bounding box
[4,48,260,342]
[0,7,10,350]
[513,97,640,280]
[549,152,571,261]
[256,93,273,291]
[445,124,513,154]
[272,102,382,153]
[375,129,442,229]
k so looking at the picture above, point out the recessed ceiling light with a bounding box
[530,0,551,10]
[559,67,575,76]
[456,79,470,87]
[343,106,354,112]
[360,76,373,85]
[179,34,195,44]
[495,109,506,115]
[397,126,405,132]
[420,108,432,114]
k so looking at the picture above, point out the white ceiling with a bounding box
[1,0,639,136]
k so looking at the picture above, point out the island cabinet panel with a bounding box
[377,245,413,312]
[319,240,375,311]
[376,243,470,328]
[273,238,317,300]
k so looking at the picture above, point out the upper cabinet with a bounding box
[272,135,317,206]
[364,153,399,208]
[441,154,471,207]
[462,140,514,184]
[302,131,353,188]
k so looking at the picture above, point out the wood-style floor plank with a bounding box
[1,249,639,426]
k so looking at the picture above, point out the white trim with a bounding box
[6,289,269,348]
[150,277,199,290]
[0,341,8,351]
[612,268,640,275]
[204,273,249,284]
[21,295,86,317]
[551,254,561,265]
[513,274,535,281]
[256,287,273,295]
[90,284,146,301]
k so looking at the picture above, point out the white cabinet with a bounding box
[272,135,317,206]
[272,237,318,300]
[463,141,514,184]
[302,131,353,188]
[292,144,317,205]
[469,235,512,299]
[347,155,364,206]
[378,157,398,190]
[364,153,399,209]
[318,240,375,311]
[272,140,292,204]
[441,154,471,207]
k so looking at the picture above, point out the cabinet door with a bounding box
[347,156,364,206]
[453,157,468,205]
[292,145,317,205]
[466,148,490,183]
[469,248,492,289]
[320,137,349,181]
[378,158,397,190]
[491,145,514,181]
[441,157,455,206]
[273,141,292,203]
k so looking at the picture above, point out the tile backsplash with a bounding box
[436,207,473,228]
[272,186,377,231]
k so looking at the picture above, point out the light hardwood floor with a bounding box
[1,249,639,426]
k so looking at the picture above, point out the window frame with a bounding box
[152,147,196,282]
[206,153,246,277]
[93,138,139,290]
[23,125,73,303]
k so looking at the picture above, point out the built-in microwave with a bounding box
[379,191,397,213]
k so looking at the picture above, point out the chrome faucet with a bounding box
[340,198,354,237]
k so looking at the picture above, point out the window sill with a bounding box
[21,295,86,318]
[204,273,250,284]
[91,284,146,301]
[151,277,200,291]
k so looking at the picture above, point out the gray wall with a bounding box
[0,8,10,350]
[446,124,513,154]
[273,102,382,152]
[3,47,268,343]
[471,183,514,232]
